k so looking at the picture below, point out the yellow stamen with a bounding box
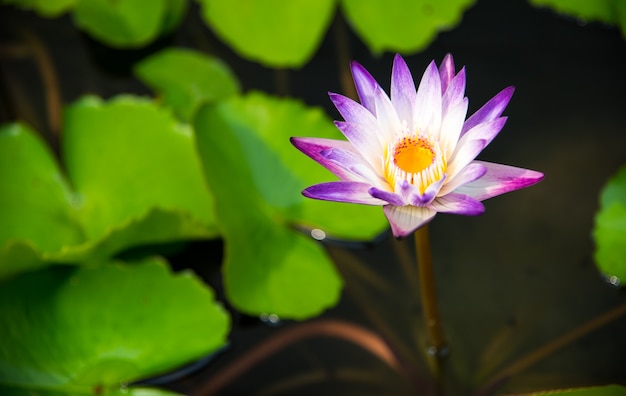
[384,134,446,195]
[393,137,434,174]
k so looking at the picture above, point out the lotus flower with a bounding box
[291,54,543,237]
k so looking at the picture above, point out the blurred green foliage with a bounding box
[530,0,626,39]
[2,0,476,65]
[594,164,626,285]
[0,97,218,280]
[194,91,390,318]
[0,258,229,396]
[341,0,475,54]
[197,0,336,67]
[134,48,240,121]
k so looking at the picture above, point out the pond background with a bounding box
[1,0,626,394]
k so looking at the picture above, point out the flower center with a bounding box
[384,134,446,195]
[392,137,434,174]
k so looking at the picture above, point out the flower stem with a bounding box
[414,225,447,376]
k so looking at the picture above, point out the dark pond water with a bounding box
[1,0,626,394]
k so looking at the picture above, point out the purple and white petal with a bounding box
[409,175,446,206]
[430,193,485,215]
[383,205,436,238]
[320,146,384,186]
[439,97,469,159]
[438,162,487,196]
[455,161,544,201]
[374,85,402,145]
[334,121,383,172]
[391,54,416,127]
[457,117,508,150]
[291,137,362,181]
[438,53,455,94]
[446,139,487,179]
[303,181,387,205]
[329,93,379,131]
[368,187,405,206]
[351,61,379,115]
[395,179,414,202]
[441,67,466,118]
[295,55,542,238]
[461,86,514,136]
[414,61,442,135]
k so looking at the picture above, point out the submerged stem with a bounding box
[414,225,447,380]
[21,29,62,143]
[477,300,626,395]
[192,319,411,396]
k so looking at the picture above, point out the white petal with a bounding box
[334,121,383,174]
[456,117,507,151]
[383,205,436,238]
[391,54,416,127]
[374,85,402,145]
[439,162,487,196]
[441,67,466,118]
[439,97,468,160]
[413,61,442,137]
[446,139,487,179]
[430,193,485,215]
[455,161,544,201]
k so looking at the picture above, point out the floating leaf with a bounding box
[0,123,81,279]
[197,0,335,67]
[63,95,217,243]
[341,0,475,54]
[0,124,83,254]
[135,47,240,121]
[529,0,626,40]
[529,0,616,24]
[159,0,188,35]
[0,96,218,278]
[0,258,230,396]
[73,0,169,48]
[1,0,76,17]
[195,92,390,318]
[594,165,626,285]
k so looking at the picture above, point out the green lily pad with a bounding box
[159,0,188,36]
[197,91,387,240]
[529,0,626,40]
[593,165,626,285]
[134,47,240,122]
[1,0,76,17]
[73,0,173,48]
[0,124,83,254]
[0,96,218,279]
[529,0,616,24]
[341,0,475,54]
[194,92,387,318]
[197,0,335,67]
[63,95,216,242]
[0,257,230,395]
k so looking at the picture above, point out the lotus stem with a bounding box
[414,224,447,383]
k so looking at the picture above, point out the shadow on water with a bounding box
[1,0,626,393]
